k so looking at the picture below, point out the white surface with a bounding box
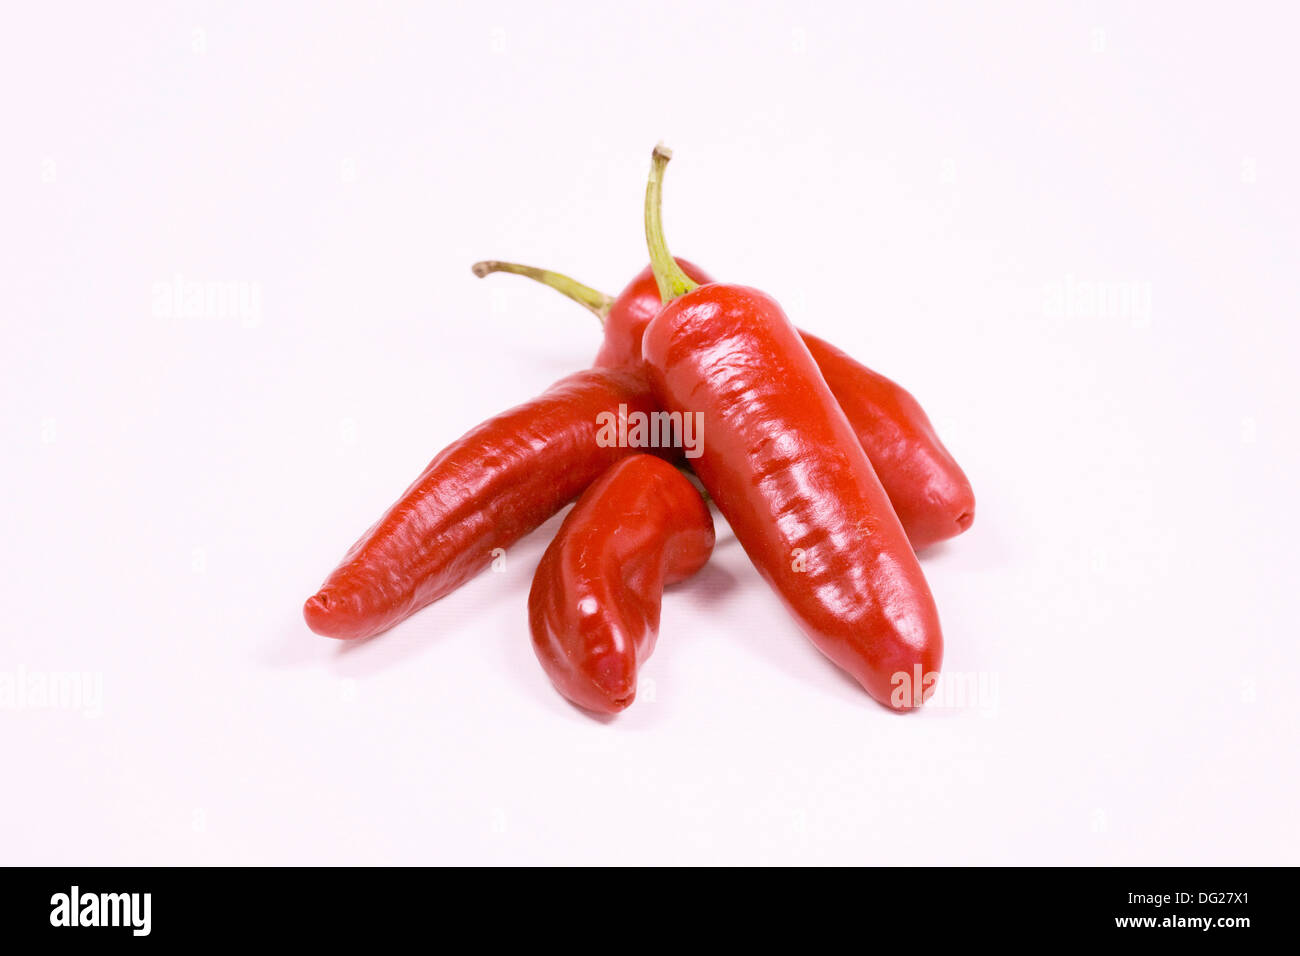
[2,2,1297,865]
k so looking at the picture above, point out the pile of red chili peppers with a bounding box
[304,146,974,715]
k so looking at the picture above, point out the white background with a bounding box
[2,2,1297,865]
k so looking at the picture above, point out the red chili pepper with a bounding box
[304,366,674,641]
[528,454,714,713]
[472,260,974,549]
[639,146,942,709]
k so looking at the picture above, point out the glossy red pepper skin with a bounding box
[528,455,714,713]
[642,284,943,709]
[595,259,973,549]
[304,366,673,641]
[799,332,973,549]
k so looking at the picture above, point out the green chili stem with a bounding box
[644,145,699,304]
[471,260,614,323]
